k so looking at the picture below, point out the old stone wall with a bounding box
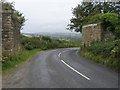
[0,3,2,59]
[2,10,20,54]
[82,23,114,47]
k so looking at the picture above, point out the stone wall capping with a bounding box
[82,24,97,28]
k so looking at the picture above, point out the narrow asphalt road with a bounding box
[3,48,118,88]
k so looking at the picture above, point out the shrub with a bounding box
[87,40,120,58]
[80,39,120,71]
[100,13,120,38]
[21,36,78,50]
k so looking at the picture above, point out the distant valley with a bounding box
[22,32,82,42]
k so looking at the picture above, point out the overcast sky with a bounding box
[8,0,81,33]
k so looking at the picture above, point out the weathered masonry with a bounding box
[2,9,20,54]
[82,23,114,47]
[0,3,1,87]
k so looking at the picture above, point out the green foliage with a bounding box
[12,11,25,30]
[21,37,41,50]
[83,14,102,25]
[101,13,118,25]
[41,36,52,42]
[79,40,120,71]
[87,40,114,57]
[100,13,120,38]
[2,49,41,73]
[67,1,120,32]
[111,39,120,58]
[81,13,120,38]
[21,36,79,50]
[79,49,119,71]
[86,40,120,58]
[69,12,120,38]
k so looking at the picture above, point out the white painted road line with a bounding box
[58,53,61,57]
[58,50,69,57]
[61,60,90,80]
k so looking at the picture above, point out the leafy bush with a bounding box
[100,13,120,38]
[83,14,102,25]
[79,49,119,71]
[87,40,120,58]
[21,36,78,50]
[41,36,52,42]
[80,39,120,71]
[87,40,114,57]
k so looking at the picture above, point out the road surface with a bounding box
[3,48,118,88]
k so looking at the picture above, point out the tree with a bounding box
[67,2,94,32]
[67,1,120,32]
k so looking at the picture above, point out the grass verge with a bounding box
[2,49,41,74]
[78,49,119,71]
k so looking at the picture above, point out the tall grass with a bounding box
[79,40,120,71]
[2,49,41,73]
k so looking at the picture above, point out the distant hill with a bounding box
[22,32,82,42]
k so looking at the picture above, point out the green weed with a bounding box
[2,49,41,74]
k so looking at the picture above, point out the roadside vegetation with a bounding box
[79,40,120,71]
[21,36,79,50]
[68,1,120,71]
[2,49,40,73]
[2,35,80,73]
[78,12,120,71]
